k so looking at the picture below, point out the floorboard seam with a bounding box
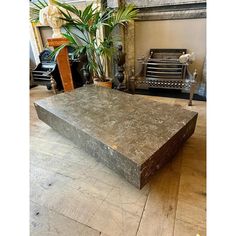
[172,154,184,235]
[30,86,206,236]
[30,200,102,234]
[175,217,206,230]
[31,135,77,148]
[134,187,151,236]
[30,163,145,218]
[36,160,116,190]
[84,186,116,226]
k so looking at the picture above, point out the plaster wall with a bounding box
[134,18,206,82]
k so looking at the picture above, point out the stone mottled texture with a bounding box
[126,0,206,8]
[124,21,135,75]
[137,9,206,21]
[34,86,198,189]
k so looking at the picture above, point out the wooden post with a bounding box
[47,38,74,92]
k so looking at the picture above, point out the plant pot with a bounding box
[93,79,112,88]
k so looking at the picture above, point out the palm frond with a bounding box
[63,25,89,44]
[114,4,138,26]
[49,43,70,61]
[31,2,42,10]
[30,0,48,22]
[38,1,138,81]
[81,3,93,23]
[54,0,82,19]
[37,0,47,8]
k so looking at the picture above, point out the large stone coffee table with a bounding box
[34,86,198,189]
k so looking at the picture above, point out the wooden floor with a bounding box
[30,86,206,236]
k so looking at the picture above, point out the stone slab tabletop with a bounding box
[34,85,198,188]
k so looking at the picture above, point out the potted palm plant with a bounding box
[41,0,138,88]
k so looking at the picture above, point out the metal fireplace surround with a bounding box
[129,48,197,106]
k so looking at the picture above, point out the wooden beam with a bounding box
[48,38,74,92]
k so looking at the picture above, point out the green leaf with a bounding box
[61,33,77,46]
[54,0,82,18]
[39,1,138,80]
[37,0,47,8]
[65,26,89,44]
[30,0,49,22]
[31,2,43,10]
[49,43,70,61]
[81,3,93,22]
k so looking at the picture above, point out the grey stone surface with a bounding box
[137,8,206,21]
[126,0,206,8]
[134,1,206,21]
[34,86,198,188]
